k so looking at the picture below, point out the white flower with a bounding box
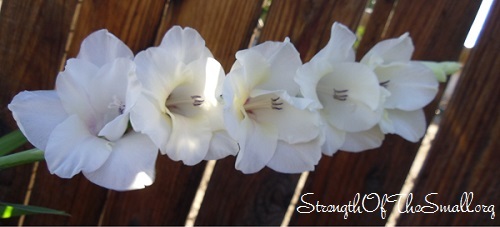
[360,33,439,142]
[296,22,384,155]
[130,26,238,165]
[8,30,158,191]
[223,38,323,174]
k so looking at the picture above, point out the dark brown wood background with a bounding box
[0,0,498,225]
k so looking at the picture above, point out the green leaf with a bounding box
[0,148,44,170]
[0,202,69,218]
[0,130,27,156]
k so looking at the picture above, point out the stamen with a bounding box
[380,80,390,88]
[333,89,348,101]
[108,95,125,114]
[271,97,283,110]
[244,96,284,113]
[165,95,204,108]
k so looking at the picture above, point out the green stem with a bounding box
[0,130,27,156]
[0,148,44,170]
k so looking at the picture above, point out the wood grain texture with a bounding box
[289,0,481,225]
[398,1,500,225]
[0,0,77,225]
[22,0,167,225]
[67,0,166,56]
[260,0,368,62]
[195,1,368,225]
[356,0,396,59]
[161,0,264,71]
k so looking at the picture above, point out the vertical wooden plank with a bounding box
[99,0,264,225]
[195,1,368,225]
[0,0,77,225]
[22,0,167,225]
[356,0,396,59]
[289,0,481,225]
[398,1,500,225]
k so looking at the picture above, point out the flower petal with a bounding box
[233,48,270,90]
[295,60,335,110]
[8,91,68,150]
[251,92,320,144]
[251,39,302,95]
[83,132,158,191]
[318,62,381,132]
[204,130,239,160]
[375,62,438,110]
[267,137,323,173]
[165,113,212,165]
[361,33,414,65]
[235,117,278,174]
[383,108,427,142]
[130,95,171,154]
[321,122,346,156]
[45,115,112,178]
[77,29,133,67]
[312,22,356,62]
[56,59,100,127]
[134,47,184,106]
[98,113,129,142]
[160,26,213,63]
[341,126,384,152]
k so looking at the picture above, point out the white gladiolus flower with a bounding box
[223,38,323,174]
[360,33,439,142]
[296,22,384,155]
[130,26,238,165]
[8,30,158,191]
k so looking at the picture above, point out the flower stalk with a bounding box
[0,148,44,170]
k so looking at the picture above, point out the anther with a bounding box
[333,89,348,101]
[191,95,204,106]
[271,97,283,110]
[380,80,390,88]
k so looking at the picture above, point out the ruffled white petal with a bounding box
[77,29,133,67]
[165,113,212,165]
[233,48,270,90]
[267,137,323,173]
[375,62,438,111]
[235,117,278,174]
[318,62,381,132]
[321,123,345,156]
[98,113,129,142]
[45,115,112,178]
[160,26,213,63]
[8,91,68,150]
[295,60,335,110]
[361,33,414,66]
[204,130,239,160]
[382,108,427,142]
[83,132,158,191]
[341,126,385,152]
[130,95,171,154]
[312,22,356,63]
[56,59,100,127]
[251,40,302,95]
[251,92,320,144]
[134,47,185,105]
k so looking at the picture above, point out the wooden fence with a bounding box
[0,0,498,225]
